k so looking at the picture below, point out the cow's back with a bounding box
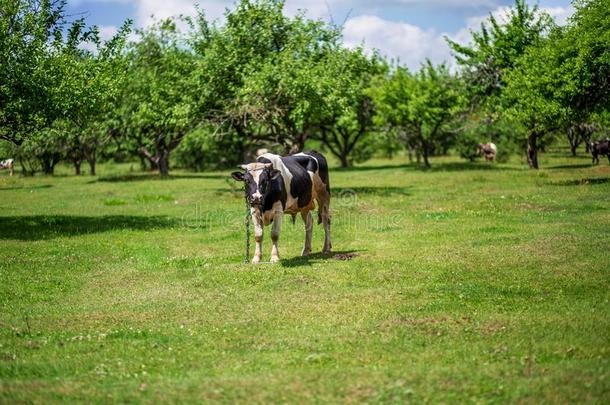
[257,153,312,209]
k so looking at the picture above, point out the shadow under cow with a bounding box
[280,250,362,268]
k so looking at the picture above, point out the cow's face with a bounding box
[231,163,281,206]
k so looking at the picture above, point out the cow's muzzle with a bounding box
[249,196,263,206]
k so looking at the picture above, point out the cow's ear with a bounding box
[270,169,281,180]
[231,171,245,181]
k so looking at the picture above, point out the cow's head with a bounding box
[231,163,281,206]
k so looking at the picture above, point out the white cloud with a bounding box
[343,15,452,70]
[543,5,574,26]
[98,24,119,40]
[451,4,575,46]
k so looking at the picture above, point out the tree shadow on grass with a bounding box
[92,173,226,183]
[0,184,53,191]
[333,186,411,197]
[217,185,412,198]
[548,177,610,186]
[280,250,362,268]
[0,215,176,241]
[341,161,521,173]
[546,163,594,170]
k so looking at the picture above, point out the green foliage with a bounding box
[3,0,609,173]
[195,0,343,153]
[373,62,466,167]
[116,19,200,175]
[315,48,386,167]
[174,128,245,171]
[501,0,610,167]
[447,0,552,107]
[0,0,68,144]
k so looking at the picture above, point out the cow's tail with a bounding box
[305,150,330,225]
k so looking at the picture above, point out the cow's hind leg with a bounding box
[270,212,283,263]
[316,192,332,255]
[301,210,313,256]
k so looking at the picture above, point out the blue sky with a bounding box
[67,0,574,69]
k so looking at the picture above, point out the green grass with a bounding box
[1,151,609,403]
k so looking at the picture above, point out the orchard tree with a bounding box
[119,20,199,176]
[503,0,610,168]
[194,0,341,154]
[446,0,552,107]
[373,62,465,167]
[48,19,131,175]
[0,0,96,145]
[446,0,552,162]
[314,48,385,168]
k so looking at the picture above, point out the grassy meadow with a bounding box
[0,150,609,403]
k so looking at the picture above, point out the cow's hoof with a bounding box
[271,255,280,263]
[301,249,311,257]
[251,256,261,264]
[322,249,332,255]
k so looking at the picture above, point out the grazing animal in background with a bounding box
[478,143,497,162]
[591,139,610,165]
[0,159,14,176]
[232,151,331,263]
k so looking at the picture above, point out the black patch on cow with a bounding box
[257,157,272,164]
[278,156,312,208]
[263,175,287,212]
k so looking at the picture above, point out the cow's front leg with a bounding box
[270,211,283,263]
[252,211,263,264]
[301,210,313,256]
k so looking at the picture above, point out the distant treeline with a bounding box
[1,0,609,175]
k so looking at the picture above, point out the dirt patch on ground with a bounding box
[333,253,359,261]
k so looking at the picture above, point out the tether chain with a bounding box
[244,182,250,263]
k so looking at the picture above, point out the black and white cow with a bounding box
[0,159,14,176]
[232,151,331,263]
[591,139,610,165]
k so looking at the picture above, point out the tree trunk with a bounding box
[157,149,170,177]
[88,158,96,176]
[421,137,431,168]
[527,132,539,169]
[288,131,308,154]
[422,150,430,168]
[569,143,578,157]
[74,160,81,175]
[339,154,349,168]
[41,157,55,175]
[288,142,302,155]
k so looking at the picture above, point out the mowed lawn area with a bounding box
[0,151,609,403]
